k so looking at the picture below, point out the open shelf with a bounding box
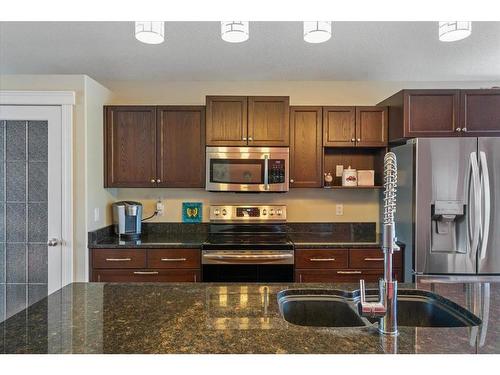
[323,147,387,187]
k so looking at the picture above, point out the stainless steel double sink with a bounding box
[277,289,482,328]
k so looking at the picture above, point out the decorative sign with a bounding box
[182,202,202,223]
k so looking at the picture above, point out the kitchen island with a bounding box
[1,281,498,354]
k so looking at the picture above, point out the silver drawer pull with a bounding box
[161,258,187,262]
[364,257,384,261]
[105,258,132,262]
[133,271,159,275]
[310,258,336,262]
[337,271,362,274]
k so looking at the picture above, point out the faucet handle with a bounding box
[359,279,367,303]
[358,279,387,318]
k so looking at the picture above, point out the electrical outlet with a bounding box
[94,207,100,222]
[335,204,343,216]
[156,200,165,216]
[336,165,344,177]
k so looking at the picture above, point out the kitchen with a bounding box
[0,3,499,372]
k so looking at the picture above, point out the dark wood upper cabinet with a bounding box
[248,96,290,146]
[104,106,157,188]
[355,106,388,147]
[460,89,500,136]
[323,106,356,147]
[289,107,322,188]
[156,106,205,187]
[206,96,247,146]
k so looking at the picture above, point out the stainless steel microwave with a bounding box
[206,147,289,192]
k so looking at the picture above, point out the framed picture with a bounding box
[182,202,202,223]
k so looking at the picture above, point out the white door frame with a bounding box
[0,90,74,289]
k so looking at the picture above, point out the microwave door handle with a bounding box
[479,151,491,260]
[264,155,269,190]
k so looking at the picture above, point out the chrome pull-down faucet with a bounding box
[359,152,399,336]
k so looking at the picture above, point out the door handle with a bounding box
[160,258,187,262]
[468,152,481,258]
[264,154,269,190]
[310,258,336,262]
[47,238,60,247]
[479,152,490,260]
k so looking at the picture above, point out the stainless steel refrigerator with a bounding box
[393,138,499,281]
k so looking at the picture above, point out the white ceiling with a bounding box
[1,21,499,82]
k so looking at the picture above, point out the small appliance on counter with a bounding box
[112,201,143,240]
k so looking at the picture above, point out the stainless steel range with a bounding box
[202,205,294,282]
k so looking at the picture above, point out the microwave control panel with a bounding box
[268,159,286,184]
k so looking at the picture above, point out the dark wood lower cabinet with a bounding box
[295,269,402,283]
[90,248,200,282]
[92,269,200,282]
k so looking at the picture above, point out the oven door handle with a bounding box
[202,252,293,264]
[264,154,269,190]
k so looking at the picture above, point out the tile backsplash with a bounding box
[0,120,48,322]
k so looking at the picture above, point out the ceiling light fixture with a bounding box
[135,21,165,44]
[221,21,249,43]
[303,21,332,43]
[438,21,472,42]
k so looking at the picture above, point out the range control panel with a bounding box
[210,205,287,222]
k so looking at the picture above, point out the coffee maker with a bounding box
[112,201,143,240]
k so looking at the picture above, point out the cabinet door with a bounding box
[156,106,205,187]
[104,106,157,187]
[404,90,460,137]
[248,96,290,146]
[289,107,322,187]
[295,249,348,269]
[355,106,388,147]
[460,89,500,136]
[323,107,356,147]
[92,269,200,282]
[147,249,200,269]
[206,96,247,146]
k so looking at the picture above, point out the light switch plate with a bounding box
[94,207,100,222]
[335,204,343,216]
[336,165,344,177]
[156,201,165,216]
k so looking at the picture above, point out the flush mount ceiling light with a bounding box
[221,21,249,43]
[135,21,165,44]
[303,21,332,43]
[439,21,472,42]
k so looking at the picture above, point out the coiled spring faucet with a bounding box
[359,152,400,336]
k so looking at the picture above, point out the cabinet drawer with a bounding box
[296,269,401,283]
[295,249,348,269]
[93,249,146,269]
[349,248,402,269]
[92,269,200,282]
[147,249,200,269]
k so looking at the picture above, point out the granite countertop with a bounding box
[1,281,498,354]
[91,233,210,249]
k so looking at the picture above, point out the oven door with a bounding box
[202,250,295,282]
[205,147,289,192]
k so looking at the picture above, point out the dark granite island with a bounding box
[0,281,498,354]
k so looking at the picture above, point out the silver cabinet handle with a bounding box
[351,138,355,142]
[242,137,247,141]
[156,179,161,183]
[456,127,462,132]
[364,257,384,261]
[290,179,294,183]
[337,271,362,274]
[47,238,60,247]
[310,258,336,262]
[160,258,187,262]
[105,258,132,262]
[357,138,361,142]
[462,128,467,132]
[151,178,156,183]
[248,137,253,141]
[133,271,159,275]
[479,151,491,260]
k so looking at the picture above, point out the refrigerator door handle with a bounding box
[479,151,491,260]
[468,152,481,258]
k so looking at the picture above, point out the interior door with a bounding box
[0,105,63,321]
[477,138,500,274]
